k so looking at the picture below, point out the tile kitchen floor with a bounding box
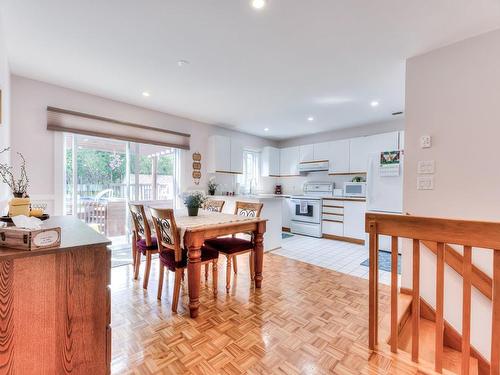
[273,233,399,286]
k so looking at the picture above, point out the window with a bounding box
[239,150,260,194]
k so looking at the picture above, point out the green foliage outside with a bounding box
[66,149,174,186]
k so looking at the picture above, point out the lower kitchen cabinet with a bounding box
[322,220,344,236]
[343,200,367,240]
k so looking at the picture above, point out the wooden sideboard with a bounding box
[0,216,111,374]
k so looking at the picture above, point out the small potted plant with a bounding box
[183,191,206,216]
[0,147,31,217]
[208,177,218,196]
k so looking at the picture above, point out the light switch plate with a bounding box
[418,160,435,174]
[420,135,432,148]
[417,176,434,190]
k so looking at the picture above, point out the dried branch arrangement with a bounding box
[0,147,30,197]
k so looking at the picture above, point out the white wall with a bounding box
[0,15,11,204]
[403,28,500,358]
[10,75,277,214]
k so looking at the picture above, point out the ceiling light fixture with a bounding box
[264,128,269,132]
[307,116,315,122]
[142,91,150,97]
[370,101,379,107]
[177,59,190,67]
[251,0,266,10]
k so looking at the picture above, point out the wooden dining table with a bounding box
[147,207,267,318]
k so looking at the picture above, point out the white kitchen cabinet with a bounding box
[366,131,399,154]
[279,146,300,176]
[281,197,291,229]
[313,142,331,162]
[207,135,243,174]
[349,137,368,173]
[261,146,280,177]
[322,221,344,236]
[230,138,244,174]
[343,200,367,240]
[299,144,314,162]
[328,139,350,174]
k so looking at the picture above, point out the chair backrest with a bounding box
[129,203,153,246]
[204,199,225,213]
[149,207,182,262]
[234,201,263,218]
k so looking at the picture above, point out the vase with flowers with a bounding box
[0,147,31,217]
[183,191,206,216]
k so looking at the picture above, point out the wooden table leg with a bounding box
[186,233,203,318]
[253,221,266,288]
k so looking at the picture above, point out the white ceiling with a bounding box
[1,0,500,140]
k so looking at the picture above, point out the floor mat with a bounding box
[282,232,294,239]
[360,250,401,274]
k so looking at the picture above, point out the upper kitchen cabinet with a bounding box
[299,144,314,162]
[313,142,331,162]
[327,139,350,174]
[349,137,368,173]
[280,146,300,176]
[230,138,244,174]
[207,135,243,174]
[261,146,280,177]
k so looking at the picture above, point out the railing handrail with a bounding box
[365,212,500,250]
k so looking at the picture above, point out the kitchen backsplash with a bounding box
[209,171,365,195]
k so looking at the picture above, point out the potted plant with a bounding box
[208,177,218,196]
[0,148,31,216]
[183,191,206,216]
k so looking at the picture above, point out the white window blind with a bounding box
[47,106,190,150]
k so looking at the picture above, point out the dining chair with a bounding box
[203,199,225,212]
[150,207,219,312]
[204,201,263,293]
[129,203,159,289]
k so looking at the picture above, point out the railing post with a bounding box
[368,220,378,350]
[412,239,420,362]
[435,242,445,373]
[390,236,399,353]
[491,250,500,375]
[462,246,472,375]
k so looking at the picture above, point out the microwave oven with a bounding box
[343,182,366,197]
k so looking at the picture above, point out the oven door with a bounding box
[290,199,320,224]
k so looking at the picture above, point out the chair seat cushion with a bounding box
[160,245,219,271]
[137,237,158,254]
[204,237,254,255]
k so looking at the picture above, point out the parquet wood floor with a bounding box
[111,253,425,375]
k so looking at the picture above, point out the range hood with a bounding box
[298,160,329,173]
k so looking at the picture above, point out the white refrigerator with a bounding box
[366,152,403,250]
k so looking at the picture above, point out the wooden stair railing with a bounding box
[366,213,500,375]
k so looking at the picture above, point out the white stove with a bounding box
[290,182,334,238]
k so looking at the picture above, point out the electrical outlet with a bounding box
[420,135,432,148]
[418,160,435,174]
[417,176,434,190]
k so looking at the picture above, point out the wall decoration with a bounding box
[379,150,400,177]
[192,152,201,185]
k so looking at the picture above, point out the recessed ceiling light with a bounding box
[264,128,269,132]
[142,91,150,97]
[370,101,379,107]
[307,116,315,122]
[177,60,190,67]
[251,0,266,10]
